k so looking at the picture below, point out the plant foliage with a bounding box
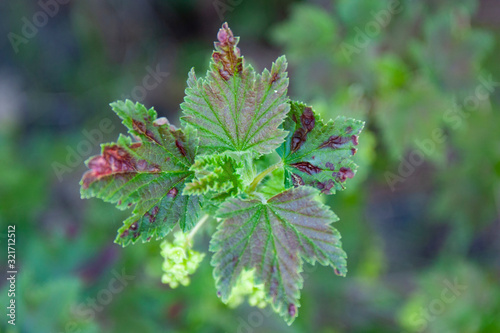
[80,23,364,324]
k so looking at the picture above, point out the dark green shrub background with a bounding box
[1,0,499,332]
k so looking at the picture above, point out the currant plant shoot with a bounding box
[80,23,364,324]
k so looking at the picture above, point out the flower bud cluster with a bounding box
[227,270,267,309]
[160,231,204,288]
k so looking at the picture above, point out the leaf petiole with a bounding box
[187,214,210,243]
[247,161,283,194]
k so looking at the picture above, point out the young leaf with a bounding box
[210,186,346,324]
[80,100,202,246]
[277,101,364,194]
[183,154,244,198]
[181,23,290,155]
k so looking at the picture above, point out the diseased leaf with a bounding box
[80,100,202,246]
[79,23,367,325]
[181,23,290,155]
[277,101,364,194]
[184,154,244,198]
[210,186,346,324]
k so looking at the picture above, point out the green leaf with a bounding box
[80,100,202,246]
[278,101,364,194]
[210,186,346,324]
[181,23,290,155]
[184,154,244,198]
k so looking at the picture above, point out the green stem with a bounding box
[247,161,283,194]
[187,214,209,242]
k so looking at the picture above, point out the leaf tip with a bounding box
[212,22,243,79]
[333,266,347,277]
[286,303,298,325]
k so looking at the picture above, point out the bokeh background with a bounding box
[1,0,500,332]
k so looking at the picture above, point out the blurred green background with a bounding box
[1,0,500,332]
